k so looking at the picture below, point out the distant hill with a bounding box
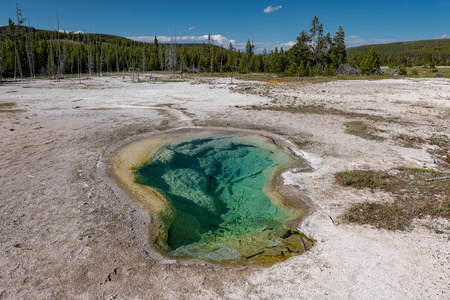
[0,25,37,34]
[0,26,223,50]
[347,39,450,66]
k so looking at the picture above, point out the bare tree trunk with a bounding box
[86,29,93,77]
[220,45,223,74]
[70,50,74,75]
[14,4,24,81]
[96,51,99,76]
[115,49,119,73]
[13,30,19,80]
[25,20,33,78]
[210,41,214,76]
[142,47,146,73]
[56,10,65,80]
[77,44,81,83]
[100,40,103,77]
[180,53,185,78]
[159,45,164,71]
[49,24,55,79]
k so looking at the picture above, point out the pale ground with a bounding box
[0,74,449,299]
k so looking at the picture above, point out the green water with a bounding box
[134,135,299,261]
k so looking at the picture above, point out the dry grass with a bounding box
[392,134,449,164]
[393,133,426,148]
[0,102,16,108]
[0,102,26,113]
[336,168,450,231]
[344,121,386,141]
[244,104,400,124]
[427,136,450,164]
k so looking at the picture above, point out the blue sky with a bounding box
[1,1,449,52]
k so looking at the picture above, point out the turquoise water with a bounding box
[134,135,299,262]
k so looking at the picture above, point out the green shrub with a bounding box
[398,66,407,75]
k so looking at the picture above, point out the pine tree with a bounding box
[298,60,306,77]
[306,61,313,77]
[360,47,380,75]
[332,26,347,67]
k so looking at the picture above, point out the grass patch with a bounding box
[337,168,450,230]
[0,102,26,113]
[336,170,388,189]
[344,121,386,141]
[0,102,16,109]
[344,202,411,231]
[244,104,400,123]
[392,134,449,164]
[393,133,426,148]
[427,135,450,164]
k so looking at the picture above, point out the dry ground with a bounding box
[0,74,449,299]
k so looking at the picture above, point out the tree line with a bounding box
[348,39,450,68]
[0,5,351,80]
[0,6,351,81]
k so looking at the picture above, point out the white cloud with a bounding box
[129,34,235,46]
[264,5,282,13]
[129,34,296,53]
[346,35,399,47]
[188,27,195,31]
[58,29,84,34]
[432,34,449,39]
[280,41,295,48]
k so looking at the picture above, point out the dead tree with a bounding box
[77,44,81,83]
[0,37,6,81]
[141,46,146,73]
[220,45,224,73]
[14,5,24,81]
[115,49,119,73]
[49,22,55,78]
[56,9,63,79]
[210,39,214,76]
[100,38,103,76]
[167,33,177,73]
[24,18,35,78]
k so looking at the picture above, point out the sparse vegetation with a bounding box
[393,133,425,148]
[336,170,388,189]
[344,121,385,141]
[337,168,450,231]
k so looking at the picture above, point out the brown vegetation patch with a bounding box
[244,104,401,124]
[0,102,16,109]
[0,102,26,113]
[427,135,450,164]
[392,134,449,164]
[344,121,385,141]
[393,133,426,148]
[336,168,450,231]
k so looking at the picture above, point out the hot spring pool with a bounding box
[110,129,313,265]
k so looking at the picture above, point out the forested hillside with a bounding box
[0,7,347,80]
[348,39,450,67]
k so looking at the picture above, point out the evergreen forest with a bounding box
[0,5,449,81]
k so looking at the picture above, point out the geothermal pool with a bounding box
[111,129,312,265]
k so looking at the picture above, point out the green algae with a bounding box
[133,134,309,263]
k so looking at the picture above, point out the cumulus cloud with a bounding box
[129,34,235,46]
[264,5,282,13]
[345,35,399,47]
[58,29,84,34]
[129,34,296,53]
[188,27,195,31]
